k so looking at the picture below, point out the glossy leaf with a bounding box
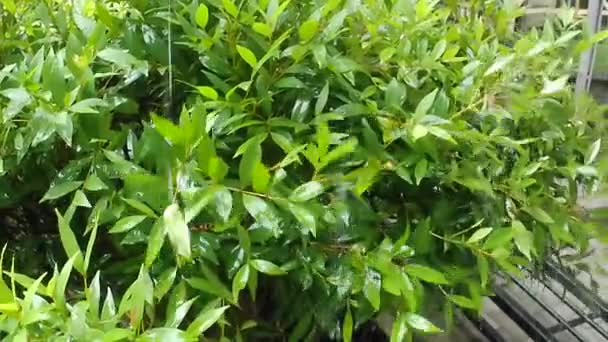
[163,204,191,259]
[41,181,83,202]
[404,264,449,285]
[250,259,286,276]
[236,45,257,68]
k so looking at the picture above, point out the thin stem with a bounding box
[450,98,484,120]
[225,186,286,202]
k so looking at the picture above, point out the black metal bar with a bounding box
[535,275,608,339]
[508,275,586,342]
[491,285,557,342]
[546,313,602,334]
[545,261,608,318]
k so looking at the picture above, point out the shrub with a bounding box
[1,0,607,340]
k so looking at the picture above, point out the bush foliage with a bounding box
[1,0,607,341]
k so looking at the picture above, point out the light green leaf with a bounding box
[512,220,534,260]
[0,87,31,120]
[585,139,601,165]
[484,55,514,76]
[41,181,83,202]
[197,86,219,100]
[236,45,257,68]
[195,4,209,29]
[109,216,147,234]
[144,218,167,268]
[404,264,449,284]
[448,295,476,309]
[414,89,438,121]
[343,306,353,342]
[319,138,357,170]
[239,141,262,187]
[252,162,270,193]
[523,206,554,224]
[163,204,191,259]
[478,255,489,288]
[288,203,316,237]
[315,82,330,115]
[250,259,286,276]
[214,187,232,222]
[391,312,409,342]
[467,228,493,244]
[252,22,273,37]
[385,79,406,108]
[404,313,442,333]
[55,210,84,274]
[364,268,381,311]
[69,98,107,114]
[414,159,428,185]
[54,255,76,313]
[541,76,568,95]
[483,228,513,250]
[123,198,158,218]
[73,190,91,208]
[411,125,428,141]
[232,264,250,301]
[299,20,319,42]
[289,181,324,202]
[84,174,108,191]
[187,305,229,337]
[138,328,187,342]
[222,0,239,17]
[154,267,177,300]
[242,194,280,234]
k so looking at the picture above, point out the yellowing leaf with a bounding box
[236,45,258,68]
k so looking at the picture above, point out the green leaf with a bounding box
[123,198,158,218]
[195,4,209,29]
[252,22,273,37]
[343,306,353,342]
[483,228,513,250]
[385,79,406,109]
[69,98,107,114]
[252,162,271,193]
[232,264,250,301]
[250,259,286,276]
[315,82,330,115]
[414,159,428,185]
[55,210,84,274]
[0,87,31,120]
[411,125,428,141]
[154,267,177,300]
[414,89,438,121]
[109,216,147,234]
[236,45,257,68]
[54,255,76,313]
[404,264,449,284]
[239,141,262,187]
[144,218,167,268]
[391,312,409,342]
[289,181,324,202]
[41,181,83,202]
[364,268,381,311]
[187,305,229,337]
[222,0,239,17]
[288,203,317,237]
[512,220,534,260]
[404,313,442,333]
[478,255,489,288]
[197,86,219,100]
[319,138,358,170]
[138,328,187,342]
[84,174,108,191]
[163,204,191,259]
[73,190,91,208]
[467,228,493,244]
[523,207,554,224]
[541,76,568,95]
[214,187,233,222]
[585,139,601,165]
[242,194,280,234]
[299,20,319,42]
[448,295,476,309]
